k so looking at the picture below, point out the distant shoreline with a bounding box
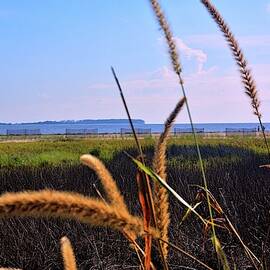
[0,121,269,125]
[0,119,145,125]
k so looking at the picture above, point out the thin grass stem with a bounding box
[111,67,168,270]
[178,74,217,247]
[158,238,214,270]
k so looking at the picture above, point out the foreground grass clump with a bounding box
[0,137,269,269]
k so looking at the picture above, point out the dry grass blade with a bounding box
[0,190,159,239]
[80,154,128,213]
[192,185,260,268]
[225,218,260,268]
[200,0,270,159]
[211,236,230,270]
[60,236,77,270]
[259,164,270,169]
[152,97,186,257]
[191,185,223,215]
[136,170,152,270]
[126,231,157,270]
[158,238,214,270]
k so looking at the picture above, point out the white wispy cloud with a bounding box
[86,63,270,123]
[267,3,270,13]
[158,36,208,74]
[174,37,207,73]
[185,34,270,49]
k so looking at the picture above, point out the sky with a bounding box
[1,0,270,124]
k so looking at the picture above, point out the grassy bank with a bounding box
[0,136,269,269]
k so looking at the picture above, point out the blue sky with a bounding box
[1,0,270,123]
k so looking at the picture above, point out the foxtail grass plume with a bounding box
[0,190,159,239]
[80,154,129,214]
[149,0,218,259]
[200,0,261,118]
[0,268,22,270]
[152,97,186,257]
[149,0,181,75]
[60,236,77,270]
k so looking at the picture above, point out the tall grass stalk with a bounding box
[152,96,186,258]
[111,67,168,270]
[111,67,143,157]
[200,0,270,161]
[149,0,218,254]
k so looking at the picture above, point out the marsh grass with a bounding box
[0,141,269,269]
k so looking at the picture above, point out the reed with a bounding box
[200,0,270,160]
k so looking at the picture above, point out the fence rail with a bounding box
[174,128,204,135]
[65,128,98,135]
[120,128,151,136]
[225,128,257,136]
[0,127,266,137]
[6,129,41,136]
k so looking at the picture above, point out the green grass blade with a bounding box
[211,235,230,270]
[131,157,207,225]
[180,202,202,225]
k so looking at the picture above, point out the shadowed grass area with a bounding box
[0,137,269,269]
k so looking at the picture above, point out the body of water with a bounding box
[0,122,269,135]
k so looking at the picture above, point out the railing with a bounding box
[65,129,98,136]
[225,128,257,136]
[0,127,265,138]
[174,128,204,135]
[120,128,151,136]
[6,129,41,136]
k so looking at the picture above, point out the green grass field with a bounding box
[0,136,268,167]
